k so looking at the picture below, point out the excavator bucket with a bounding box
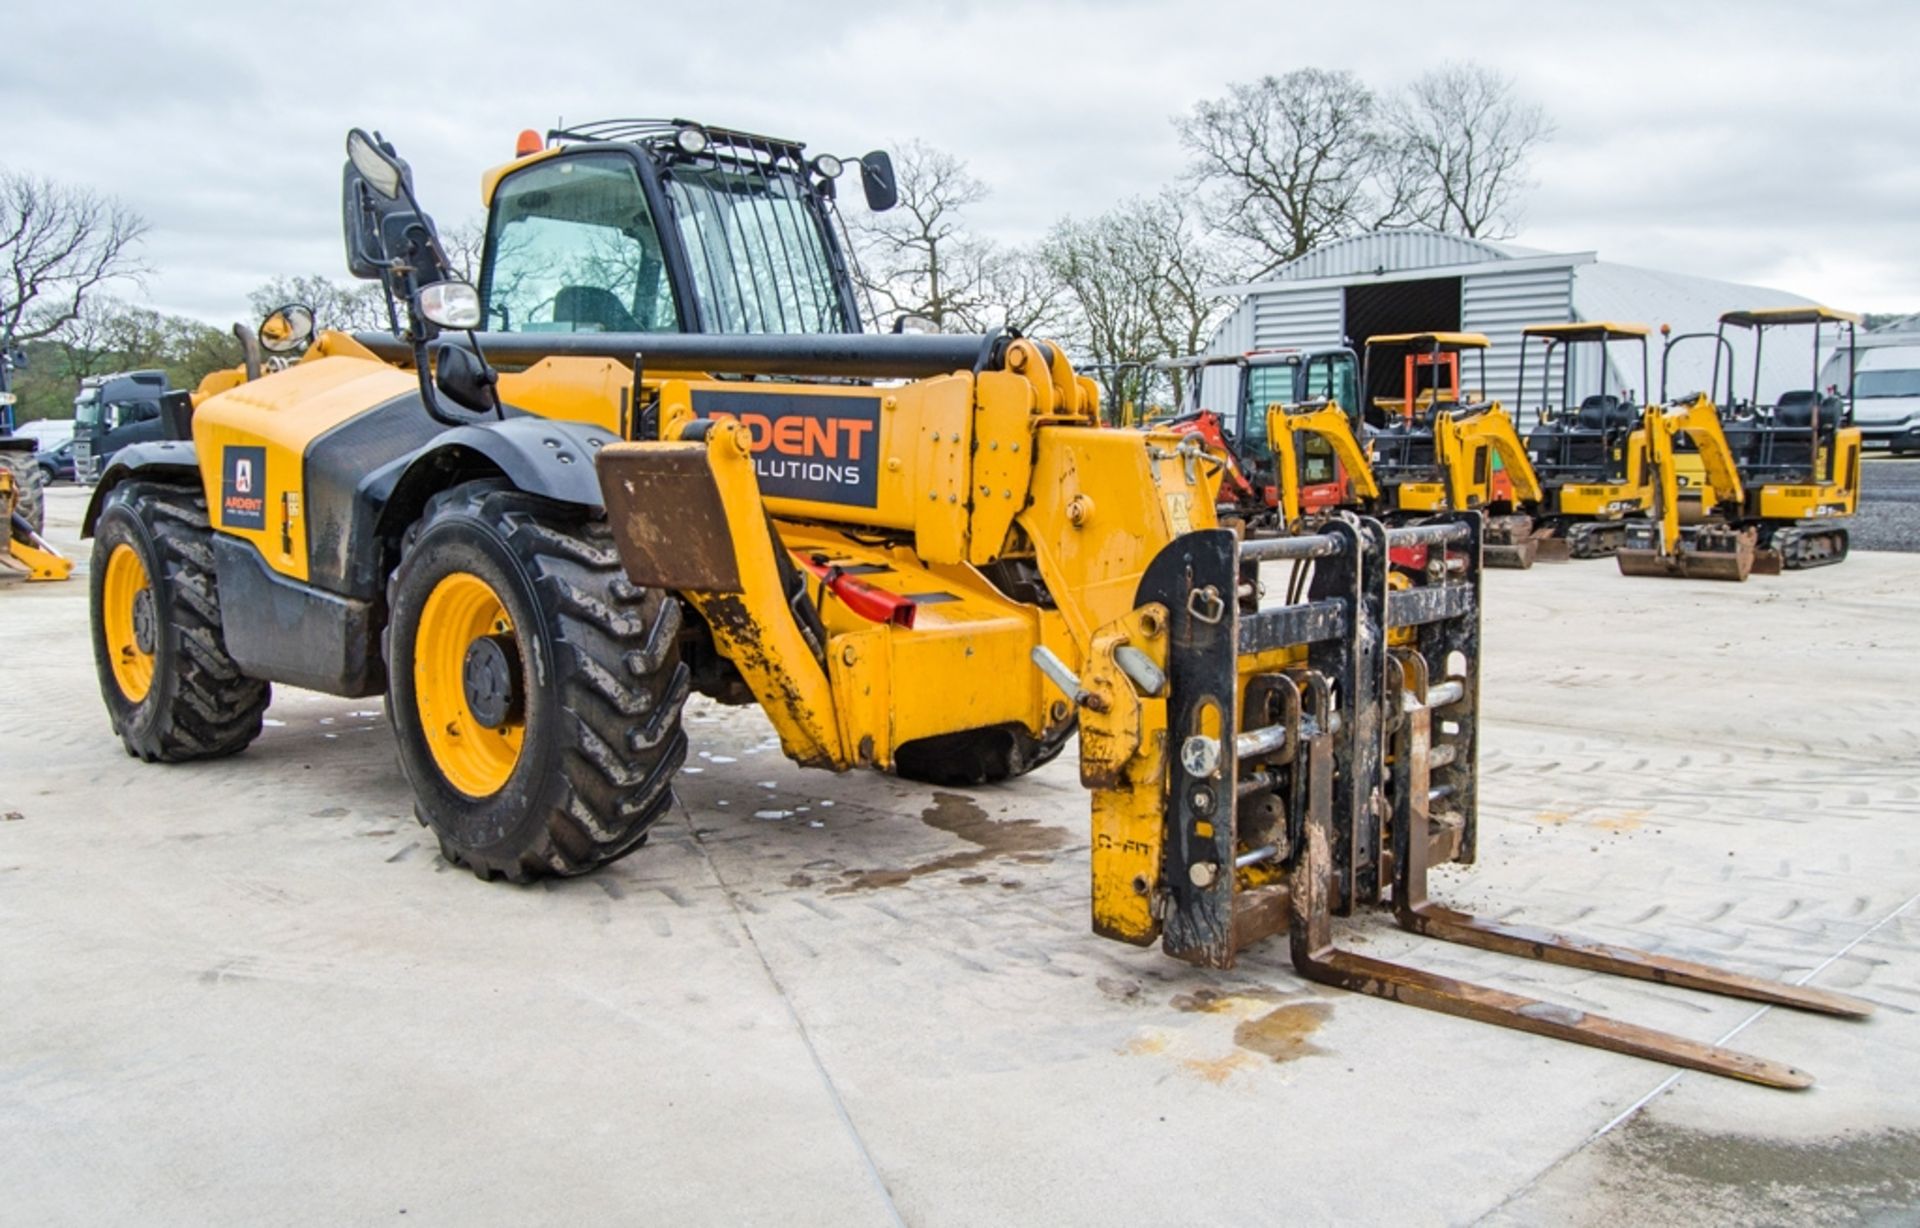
[1532,535,1573,563]
[1616,522,1756,582]
[1482,514,1539,569]
[1119,513,1868,1086]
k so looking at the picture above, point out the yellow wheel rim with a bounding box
[103,543,156,703]
[415,571,525,798]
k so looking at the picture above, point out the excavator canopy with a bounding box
[1719,306,1863,329]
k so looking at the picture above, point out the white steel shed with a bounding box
[1199,230,1821,426]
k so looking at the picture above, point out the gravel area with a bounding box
[1853,455,1920,553]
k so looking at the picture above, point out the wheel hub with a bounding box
[131,588,157,655]
[461,633,522,729]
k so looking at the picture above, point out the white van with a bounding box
[1823,335,1920,453]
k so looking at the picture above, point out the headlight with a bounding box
[418,281,483,330]
[675,126,710,156]
[811,154,845,179]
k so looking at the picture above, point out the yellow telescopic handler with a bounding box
[84,123,1868,1088]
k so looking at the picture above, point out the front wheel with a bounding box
[89,481,271,760]
[384,480,689,881]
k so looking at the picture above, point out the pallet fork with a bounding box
[1092,514,1869,1087]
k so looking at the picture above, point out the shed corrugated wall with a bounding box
[1252,287,1344,348]
[1462,266,1574,426]
[1196,285,1345,413]
[1197,297,1257,413]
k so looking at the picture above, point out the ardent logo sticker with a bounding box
[691,389,881,507]
[222,445,268,530]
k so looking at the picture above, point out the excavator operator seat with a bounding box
[1576,394,1636,431]
[1772,390,1841,431]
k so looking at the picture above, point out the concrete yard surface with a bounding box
[3,485,1918,1226]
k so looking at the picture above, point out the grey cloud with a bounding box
[3,0,1914,324]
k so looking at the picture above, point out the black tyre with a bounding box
[893,720,1073,787]
[89,481,271,761]
[2,450,45,533]
[384,480,689,881]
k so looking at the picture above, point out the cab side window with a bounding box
[481,154,679,334]
[113,399,161,428]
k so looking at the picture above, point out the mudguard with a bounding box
[381,416,617,527]
[81,440,200,536]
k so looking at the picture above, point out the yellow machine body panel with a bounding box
[494,358,627,435]
[1548,426,1650,518]
[599,343,1216,775]
[1754,427,1861,518]
[191,354,419,582]
[1392,481,1449,512]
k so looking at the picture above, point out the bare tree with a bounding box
[1177,69,1389,268]
[1387,63,1552,239]
[249,274,391,332]
[1041,211,1159,416]
[846,141,1052,333]
[439,217,488,285]
[1042,193,1237,418]
[0,169,148,346]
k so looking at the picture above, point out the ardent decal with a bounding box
[690,389,880,507]
[222,445,268,530]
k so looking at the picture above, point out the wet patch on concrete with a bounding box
[828,792,1066,893]
[1170,986,1291,1014]
[1233,1002,1331,1064]
[1584,1120,1920,1226]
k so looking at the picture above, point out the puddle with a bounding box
[1232,1002,1330,1063]
[828,792,1066,893]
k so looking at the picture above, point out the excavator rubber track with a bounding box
[1766,523,1851,570]
[1143,513,1870,1086]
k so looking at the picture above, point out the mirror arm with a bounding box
[460,329,506,420]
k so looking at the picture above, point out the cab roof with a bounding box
[1521,321,1650,341]
[1719,306,1862,328]
[481,117,810,206]
[1365,331,1491,349]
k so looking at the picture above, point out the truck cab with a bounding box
[73,369,171,482]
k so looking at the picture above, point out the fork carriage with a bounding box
[1092,513,1869,1088]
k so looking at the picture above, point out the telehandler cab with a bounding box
[1619,309,1861,580]
[85,124,1868,1088]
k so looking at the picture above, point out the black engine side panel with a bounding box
[303,391,447,600]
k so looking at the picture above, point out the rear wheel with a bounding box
[385,480,689,881]
[893,720,1073,787]
[2,450,45,533]
[89,481,271,760]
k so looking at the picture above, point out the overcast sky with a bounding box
[5,0,1915,323]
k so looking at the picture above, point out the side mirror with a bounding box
[859,151,898,212]
[341,129,418,280]
[891,313,938,335]
[347,128,406,199]
[431,340,498,416]
[259,303,316,354]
